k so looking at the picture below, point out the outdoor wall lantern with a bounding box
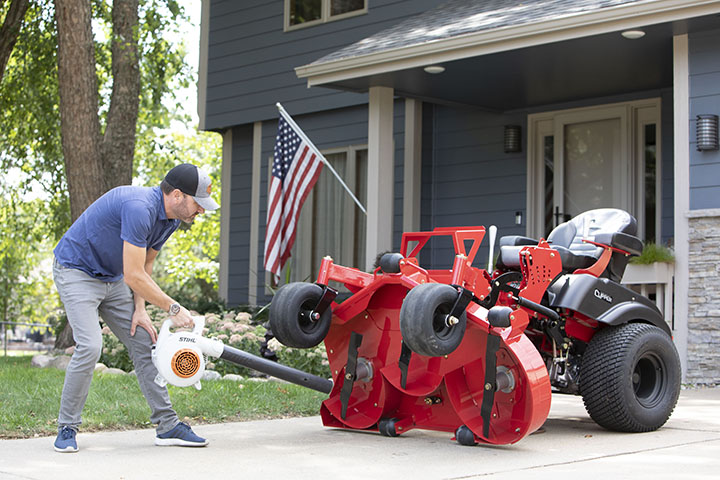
[696,114,719,151]
[504,125,522,153]
[515,211,523,225]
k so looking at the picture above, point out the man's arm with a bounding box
[132,247,158,311]
[123,241,194,328]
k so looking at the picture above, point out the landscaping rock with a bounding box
[101,368,126,375]
[50,355,71,371]
[31,354,53,368]
[94,363,108,373]
[64,346,75,355]
[222,374,244,382]
[202,370,221,381]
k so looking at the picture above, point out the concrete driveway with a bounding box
[2,387,719,480]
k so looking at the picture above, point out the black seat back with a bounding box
[548,208,641,282]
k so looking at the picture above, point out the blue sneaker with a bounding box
[155,422,208,447]
[54,426,78,453]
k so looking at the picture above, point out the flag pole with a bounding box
[276,103,367,215]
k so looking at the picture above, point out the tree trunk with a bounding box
[54,0,105,222]
[54,319,75,350]
[102,0,139,189]
[0,0,29,84]
[53,0,141,349]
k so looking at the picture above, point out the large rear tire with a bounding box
[269,282,332,348]
[580,323,681,432]
[399,283,466,357]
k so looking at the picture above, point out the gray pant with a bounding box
[53,259,178,434]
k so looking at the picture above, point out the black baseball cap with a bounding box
[164,163,220,211]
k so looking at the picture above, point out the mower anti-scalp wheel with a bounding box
[379,253,404,273]
[378,418,400,437]
[399,283,467,357]
[268,282,332,348]
[580,323,681,432]
[455,425,477,446]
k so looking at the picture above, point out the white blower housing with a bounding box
[151,316,223,390]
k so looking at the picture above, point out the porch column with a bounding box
[403,99,422,232]
[218,128,233,302]
[248,121,262,304]
[366,86,395,270]
[197,0,210,130]
[673,34,689,379]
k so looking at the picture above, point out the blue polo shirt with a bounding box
[54,186,180,282]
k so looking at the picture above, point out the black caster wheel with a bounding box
[455,425,477,446]
[268,282,332,348]
[379,253,404,273]
[378,418,400,437]
[399,283,467,357]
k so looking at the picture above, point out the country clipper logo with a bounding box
[594,288,613,303]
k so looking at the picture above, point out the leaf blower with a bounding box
[151,317,332,393]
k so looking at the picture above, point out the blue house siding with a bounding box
[689,28,720,210]
[226,124,254,306]
[204,0,445,129]
[425,105,527,269]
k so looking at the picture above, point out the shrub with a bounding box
[99,326,133,372]
[267,338,329,378]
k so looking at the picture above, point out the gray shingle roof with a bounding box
[312,0,644,64]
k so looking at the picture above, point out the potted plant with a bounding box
[623,243,675,285]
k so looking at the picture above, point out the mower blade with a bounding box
[398,341,412,389]
[340,331,363,419]
[481,333,501,438]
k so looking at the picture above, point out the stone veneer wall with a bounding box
[687,210,720,384]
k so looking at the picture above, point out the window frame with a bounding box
[265,144,368,292]
[284,0,368,31]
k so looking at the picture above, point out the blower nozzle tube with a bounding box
[219,345,333,394]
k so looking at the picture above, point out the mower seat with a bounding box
[497,209,643,282]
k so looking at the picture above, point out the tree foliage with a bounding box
[0,1,223,327]
[135,128,223,311]
[0,192,57,326]
[0,0,191,236]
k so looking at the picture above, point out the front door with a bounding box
[528,99,660,241]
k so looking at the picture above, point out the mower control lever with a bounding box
[513,295,560,322]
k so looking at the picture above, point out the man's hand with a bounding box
[169,305,195,330]
[131,309,158,343]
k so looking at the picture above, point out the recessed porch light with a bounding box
[621,29,645,39]
[424,65,445,74]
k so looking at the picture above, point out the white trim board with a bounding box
[297,0,720,86]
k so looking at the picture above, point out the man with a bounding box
[52,163,219,452]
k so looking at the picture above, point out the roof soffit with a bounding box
[296,0,720,87]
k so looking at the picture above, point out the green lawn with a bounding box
[0,356,327,439]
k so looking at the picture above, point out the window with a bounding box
[272,146,367,289]
[285,0,367,30]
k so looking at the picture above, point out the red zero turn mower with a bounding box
[268,208,681,446]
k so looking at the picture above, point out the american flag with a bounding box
[263,114,324,278]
